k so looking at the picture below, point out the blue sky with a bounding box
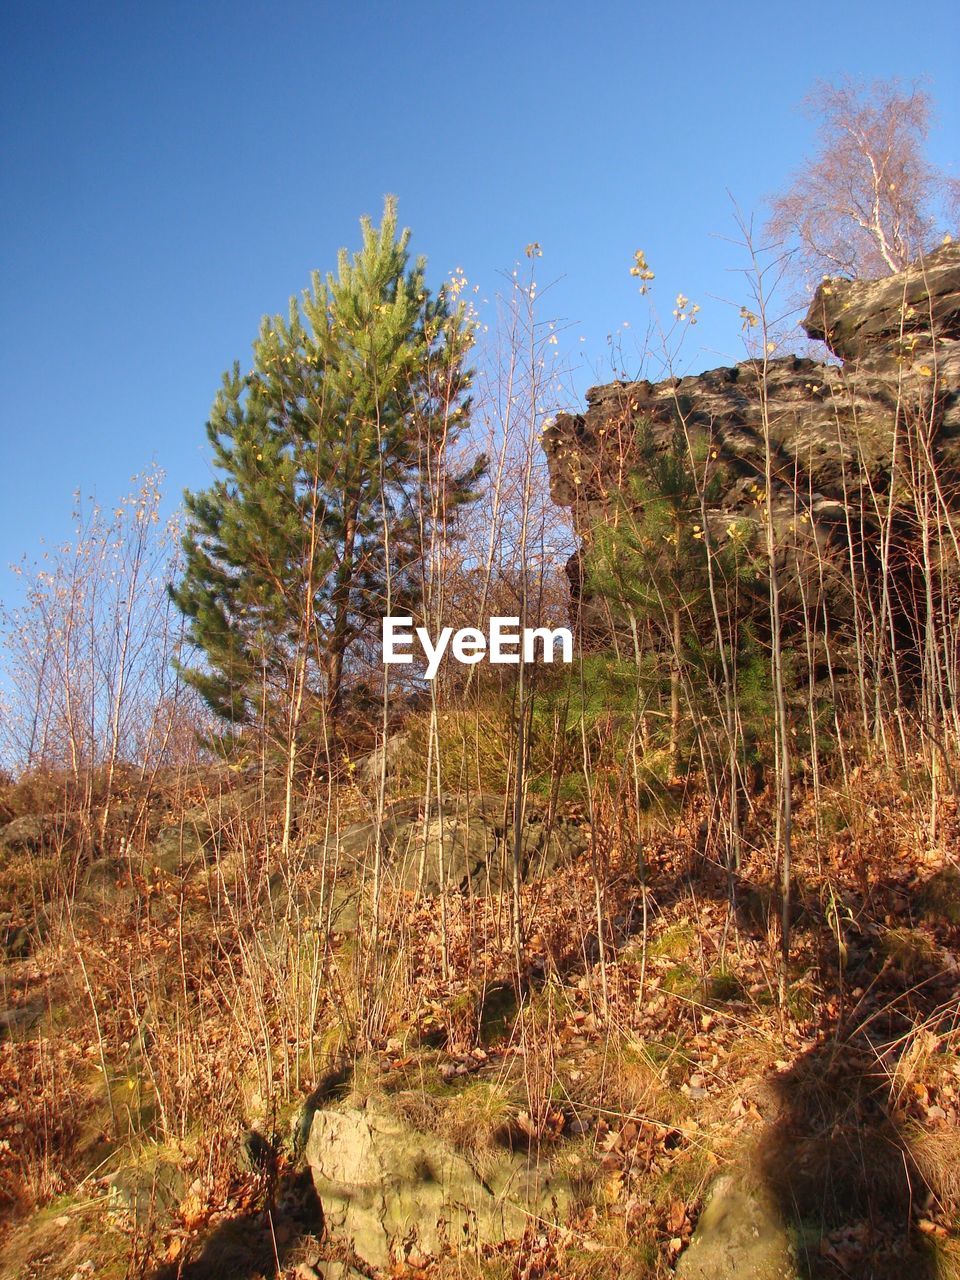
[1,0,957,607]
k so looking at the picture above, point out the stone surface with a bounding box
[0,997,44,1039]
[305,1099,570,1266]
[151,806,221,870]
[353,732,409,786]
[0,814,68,858]
[803,240,960,369]
[330,793,587,896]
[676,1174,798,1280]
[0,911,32,959]
[150,781,263,871]
[107,1157,187,1225]
[312,1264,365,1280]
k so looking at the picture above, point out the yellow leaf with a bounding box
[603,1172,624,1203]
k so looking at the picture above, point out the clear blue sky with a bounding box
[1,0,957,607]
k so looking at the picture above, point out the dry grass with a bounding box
[1,743,958,1277]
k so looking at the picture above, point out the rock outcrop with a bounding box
[330,793,588,897]
[804,241,960,373]
[305,1099,570,1266]
[0,814,77,860]
[543,243,960,651]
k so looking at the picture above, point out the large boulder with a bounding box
[676,1174,798,1280]
[331,793,587,896]
[803,240,960,373]
[0,813,75,859]
[107,1156,187,1225]
[150,780,264,872]
[305,1099,570,1266]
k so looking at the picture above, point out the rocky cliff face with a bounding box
[542,243,960,651]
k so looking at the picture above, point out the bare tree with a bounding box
[768,78,957,280]
[0,468,197,844]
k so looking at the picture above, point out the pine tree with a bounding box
[587,424,760,774]
[171,198,483,763]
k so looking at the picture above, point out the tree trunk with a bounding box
[326,507,358,723]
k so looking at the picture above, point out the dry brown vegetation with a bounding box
[1,241,959,1280]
